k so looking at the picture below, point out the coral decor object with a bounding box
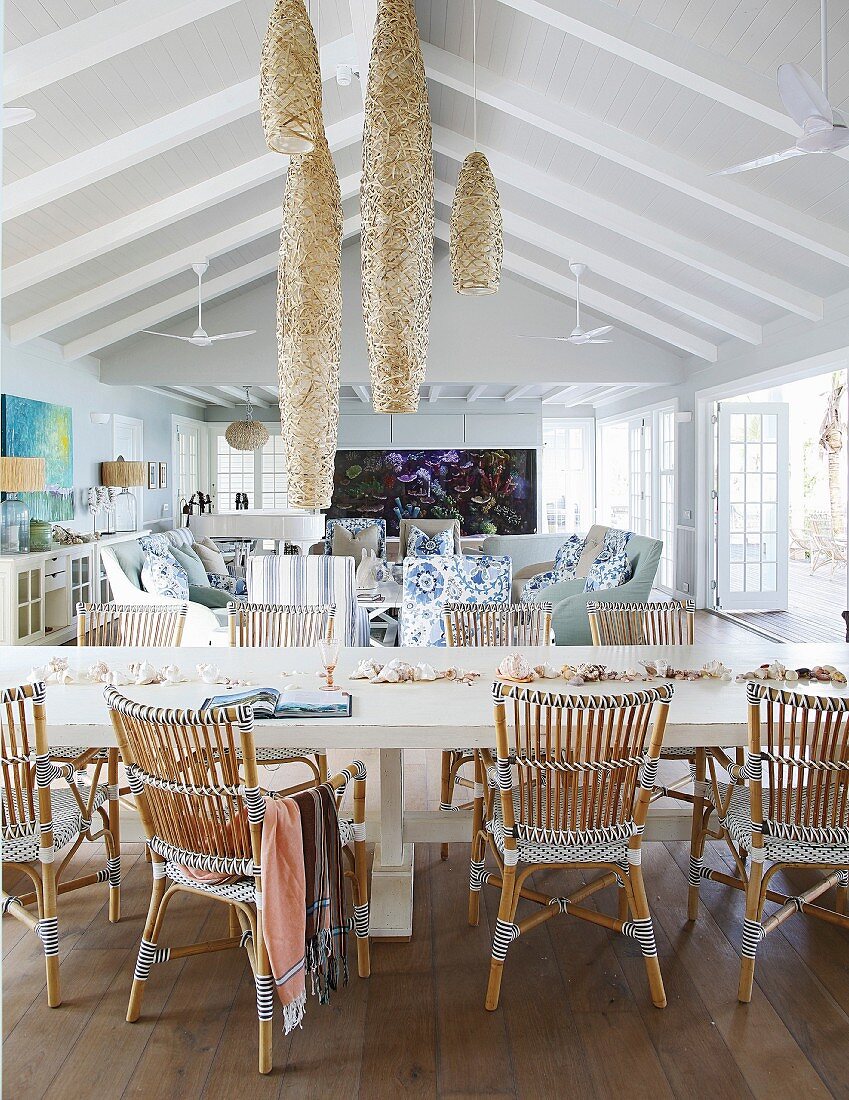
[360,0,434,413]
[259,0,321,154]
[276,131,342,509]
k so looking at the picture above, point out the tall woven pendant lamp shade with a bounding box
[260,0,321,154]
[277,131,343,509]
[361,0,434,414]
[450,0,502,295]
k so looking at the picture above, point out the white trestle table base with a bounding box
[7,644,849,939]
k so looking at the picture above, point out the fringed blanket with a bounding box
[261,784,348,1033]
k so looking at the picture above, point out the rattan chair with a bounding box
[106,688,370,1074]
[690,682,849,1002]
[470,681,673,1011]
[441,601,552,860]
[2,682,120,1006]
[227,602,334,791]
[76,601,188,647]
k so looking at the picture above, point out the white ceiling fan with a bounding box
[516,262,613,346]
[143,262,256,346]
[715,0,848,176]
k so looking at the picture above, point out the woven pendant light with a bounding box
[260,0,321,155]
[225,389,270,451]
[450,0,502,295]
[361,0,434,414]
[277,130,343,510]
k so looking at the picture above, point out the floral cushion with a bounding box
[324,518,387,558]
[584,549,632,592]
[520,568,556,603]
[401,554,511,646]
[406,525,455,557]
[553,534,585,580]
[141,550,189,601]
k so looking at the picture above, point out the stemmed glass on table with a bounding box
[318,639,341,690]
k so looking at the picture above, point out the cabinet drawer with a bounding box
[44,572,66,593]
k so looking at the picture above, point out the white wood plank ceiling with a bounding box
[4,0,849,407]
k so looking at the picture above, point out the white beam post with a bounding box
[352,385,371,403]
[467,385,487,401]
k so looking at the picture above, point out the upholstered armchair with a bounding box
[400,555,512,646]
[247,553,370,646]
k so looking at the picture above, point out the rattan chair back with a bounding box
[228,603,335,647]
[587,599,694,646]
[443,601,552,648]
[76,603,187,647]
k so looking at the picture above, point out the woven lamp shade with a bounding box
[260,0,321,154]
[450,152,502,295]
[224,417,270,452]
[100,460,145,488]
[0,456,46,491]
[277,130,342,509]
[361,0,434,414]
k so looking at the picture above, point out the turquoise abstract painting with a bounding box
[1,395,75,521]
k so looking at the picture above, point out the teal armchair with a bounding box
[528,533,663,646]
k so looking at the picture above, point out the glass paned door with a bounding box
[717,402,789,611]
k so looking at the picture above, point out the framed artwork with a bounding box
[0,394,74,521]
[159,461,168,489]
[148,461,158,490]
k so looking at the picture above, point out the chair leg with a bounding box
[228,905,241,938]
[485,863,518,1011]
[617,868,629,921]
[626,862,666,1009]
[468,753,486,927]
[353,814,371,979]
[127,870,168,1022]
[40,856,61,1008]
[737,856,765,1004]
[836,870,848,915]
[687,749,707,921]
[107,748,121,923]
[440,751,453,860]
[253,911,274,1074]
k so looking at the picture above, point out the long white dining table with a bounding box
[5,642,849,939]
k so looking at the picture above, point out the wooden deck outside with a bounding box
[727,558,847,643]
[5,842,849,1099]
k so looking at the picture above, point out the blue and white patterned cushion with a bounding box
[401,554,511,646]
[406,525,455,558]
[141,550,189,600]
[520,568,556,603]
[584,549,632,592]
[553,534,585,580]
[324,518,387,558]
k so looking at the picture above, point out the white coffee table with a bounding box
[358,580,402,646]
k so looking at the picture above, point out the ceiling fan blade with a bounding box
[207,330,258,342]
[778,62,833,129]
[515,334,572,341]
[585,339,613,344]
[142,330,194,341]
[713,147,805,175]
[582,325,613,339]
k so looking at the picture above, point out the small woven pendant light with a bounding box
[277,129,343,510]
[450,0,502,295]
[361,0,434,414]
[260,0,321,155]
[225,389,270,451]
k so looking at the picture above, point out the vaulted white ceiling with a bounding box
[4,0,849,409]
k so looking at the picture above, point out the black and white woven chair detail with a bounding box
[469,680,673,1012]
[106,688,369,1074]
[1,681,121,1009]
[688,681,849,1002]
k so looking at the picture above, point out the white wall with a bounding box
[0,336,198,530]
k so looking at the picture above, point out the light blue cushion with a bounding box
[188,584,232,609]
[407,525,455,557]
[584,549,632,592]
[170,544,209,587]
[553,534,585,580]
[141,550,189,600]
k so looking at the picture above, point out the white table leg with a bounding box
[369,747,414,939]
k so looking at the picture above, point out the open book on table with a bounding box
[201,687,352,719]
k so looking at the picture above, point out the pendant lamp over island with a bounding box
[450,0,502,296]
[259,0,321,155]
[225,389,270,452]
[361,0,434,414]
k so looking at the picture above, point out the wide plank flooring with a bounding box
[3,842,848,1100]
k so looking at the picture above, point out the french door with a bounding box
[716,402,789,611]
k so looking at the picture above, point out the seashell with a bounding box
[816,670,831,682]
[831,670,847,685]
[132,660,162,685]
[721,671,733,682]
[534,663,559,679]
[413,663,438,681]
[567,674,585,686]
[196,663,222,685]
[496,653,535,682]
[350,658,383,681]
[783,669,799,682]
[28,665,48,684]
[822,665,837,674]
[162,664,186,684]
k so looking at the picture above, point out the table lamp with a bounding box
[100,458,145,532]
[0,457,46,553]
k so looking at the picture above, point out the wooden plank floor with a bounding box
[726,559,847,643]
[4,842,848,1099]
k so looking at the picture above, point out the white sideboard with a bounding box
[0,531,148,646]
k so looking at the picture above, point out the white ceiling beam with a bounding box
[438,220,715,360]
[433,173,760,343]
[431,128,820,321]
[504,385,534,401]
[497,0,808,139]
[260,386,280,399]
[139,385,207,409]
[428,385,442,403]
[3,113,363,296]
[467,385,487,401]
[217,385,270,407]
[541,386,578,404]
[423,44,849,269]
[3,36,357,221]
[10,171,362,343]
[562,386,611,408]
[4,0,243,102]
[171,386,235,407]
[347,1,378,104]
[62,214,361,359]
[352,385,371,404]
[590,384,651,409]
